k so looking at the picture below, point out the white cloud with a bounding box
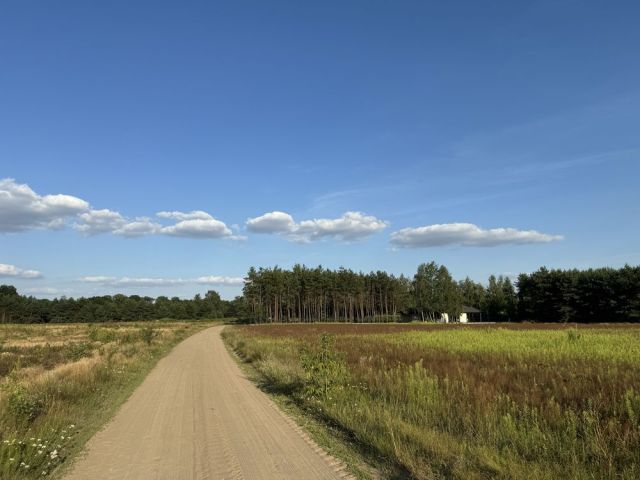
[297,212,389,241]
[76,209,126,235]
[160,216,233,239]
[112,277,186,287]
[80,275,244,287]
[246,211,388,242]
[390,223,563,248]
[115,218,161,237]
[0,178,89,232]
[75,210,161,237]
[80,276,118,283]
[23,287,61,296]
[246,211,295,233]
[75,208,233,239]
[157,210,213,221]
[0,263,43,279]
[0,179,236,241]
[81,276,184,287]
[194,276,245,286]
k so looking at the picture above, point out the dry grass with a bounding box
[224,323,640,479]
[0,321,215,480]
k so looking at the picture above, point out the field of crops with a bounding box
[0,321,214,480]
[223,323,640,479]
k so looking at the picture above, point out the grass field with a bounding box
[223,323,640,479]
[0,321,216,480]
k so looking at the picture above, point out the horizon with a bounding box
[2,1,639,300]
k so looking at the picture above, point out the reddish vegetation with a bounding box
[236,322,640,420]
[239,321,640,337]
[227,323,640,478]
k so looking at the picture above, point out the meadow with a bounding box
[223,323,640,479]
[0,321,215,480]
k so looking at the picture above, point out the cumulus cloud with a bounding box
[80,275,244,287]
[22,287,62,296]
[246,211,295,233]
[0,179,236,241]
[0,263,43,279]
[0,178,89,232]
[194,276,245,286]
[390,223,563,248]
[160,214,233,239]
[157,210,213,221]
[246,211,388,242]
[75,208,234,239]
[76,209,126,235]
[115,218,162,237]
[81,276,184,287]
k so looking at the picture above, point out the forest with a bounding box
[244,263,640,323]
[1,264,639,324]
[0,286,244,323]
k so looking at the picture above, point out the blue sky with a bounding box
[1,0,639,299]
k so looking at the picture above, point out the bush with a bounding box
[4,383,44,422]
[567,328,581,342]
[300,334,346,399]
[68,342,92,361]
[139,327,156,346]
[87,326,118,343]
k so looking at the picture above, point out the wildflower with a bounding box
[50,450,58,459]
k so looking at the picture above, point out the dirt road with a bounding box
[64,326,350,479]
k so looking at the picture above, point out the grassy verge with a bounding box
[223,323,640,480]
[0,320,220,480]
[223,328,391,480]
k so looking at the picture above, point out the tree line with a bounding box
[517,266,640,323]
[243,263,520,322]
[1,263,638,324]
[243,263,640,323]
[0,286,244,324]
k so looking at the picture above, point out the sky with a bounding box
[1,0,639,300]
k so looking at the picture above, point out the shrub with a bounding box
[139,327,156,346]
[300,334,346,400]
[67,342,92,361]
[4,383,44,422]
[87,326,117,343]
[567,328,581,342]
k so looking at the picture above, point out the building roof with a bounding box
[462,305,481,313]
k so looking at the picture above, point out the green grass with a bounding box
[0,321,219,480]
[223,323,640,480]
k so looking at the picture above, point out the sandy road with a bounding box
[64,326,350,480]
